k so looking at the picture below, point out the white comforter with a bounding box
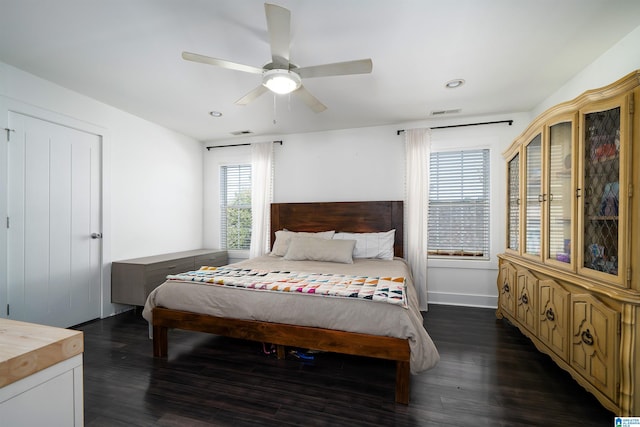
[142,255,439,374]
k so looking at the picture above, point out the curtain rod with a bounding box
[396,119,513,135]
[206,140,283,150]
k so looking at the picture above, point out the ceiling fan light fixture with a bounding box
[262,69,301,94]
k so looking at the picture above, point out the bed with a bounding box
[142,201,439,404]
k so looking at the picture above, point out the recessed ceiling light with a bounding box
[209,111,223,117]
[445,79,465,89]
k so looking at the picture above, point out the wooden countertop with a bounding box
[0,318,83,388]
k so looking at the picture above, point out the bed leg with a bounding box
[153,325,168,357]
[395,360,410,404]
[276,344,286,360]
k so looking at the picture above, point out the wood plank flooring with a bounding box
[76,304,615,426]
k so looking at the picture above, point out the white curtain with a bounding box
[249,141,274,258]
[405,128,431,310]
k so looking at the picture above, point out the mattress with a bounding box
[142,255,439,373]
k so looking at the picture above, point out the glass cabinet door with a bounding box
[524,134,542,258]
[507,153,520,252]
[546,121,573,266]
[580,105,621,280]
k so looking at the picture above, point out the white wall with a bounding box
[533,25,640,117]
[204,114,528,308]
[273,126,405,203]
[0,61,204,318]
[203,143,252,264]
[426,120,526,307]
[203,126,405,262]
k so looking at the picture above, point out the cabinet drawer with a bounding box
[147,257,194,273]
[145,258,195,289]
[194,252,228,268]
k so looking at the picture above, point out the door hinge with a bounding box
[627,267,632,285]
[5,217,8,229]
[6,304,9,316]
[4,128,15,141]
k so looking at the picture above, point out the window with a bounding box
[220,164,251,250]
[428,149,490,259]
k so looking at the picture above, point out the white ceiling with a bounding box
[1,0,639,142]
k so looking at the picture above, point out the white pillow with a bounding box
[270,229,335,257]
[283,236,356,264]
[333,229,395,260]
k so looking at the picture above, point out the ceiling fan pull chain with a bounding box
[273,94,277,125]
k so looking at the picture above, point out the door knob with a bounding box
[91,233,103,239]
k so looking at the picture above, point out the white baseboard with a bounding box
[427,291,497,309]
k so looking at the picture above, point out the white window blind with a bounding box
[220,164,252,250]
[428,149,490,258]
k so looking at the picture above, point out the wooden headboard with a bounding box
[270,201,404,258]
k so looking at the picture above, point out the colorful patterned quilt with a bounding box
[166,266,407,308]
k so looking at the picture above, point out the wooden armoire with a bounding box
[497,70,640,416]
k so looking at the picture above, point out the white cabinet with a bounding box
[0,318,84,426]
[0,355,83,427]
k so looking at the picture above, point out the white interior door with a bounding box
[7,112,101,327]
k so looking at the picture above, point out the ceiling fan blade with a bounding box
[235,85,269,105]
[296,59,373,79]
[182,52,263,74]
[294,85,327,113]
[265,3,291,69]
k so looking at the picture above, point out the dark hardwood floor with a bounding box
[75,304,615,426]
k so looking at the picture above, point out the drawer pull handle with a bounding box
[521,293,528,305]
[581,329,594,346]
[545,308,555,321]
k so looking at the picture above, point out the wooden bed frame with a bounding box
[152,200,412,404]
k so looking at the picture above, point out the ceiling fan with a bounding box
[182,3,373,113]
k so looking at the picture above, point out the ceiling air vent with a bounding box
[431,109,461,116]
[230,130,253,136]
